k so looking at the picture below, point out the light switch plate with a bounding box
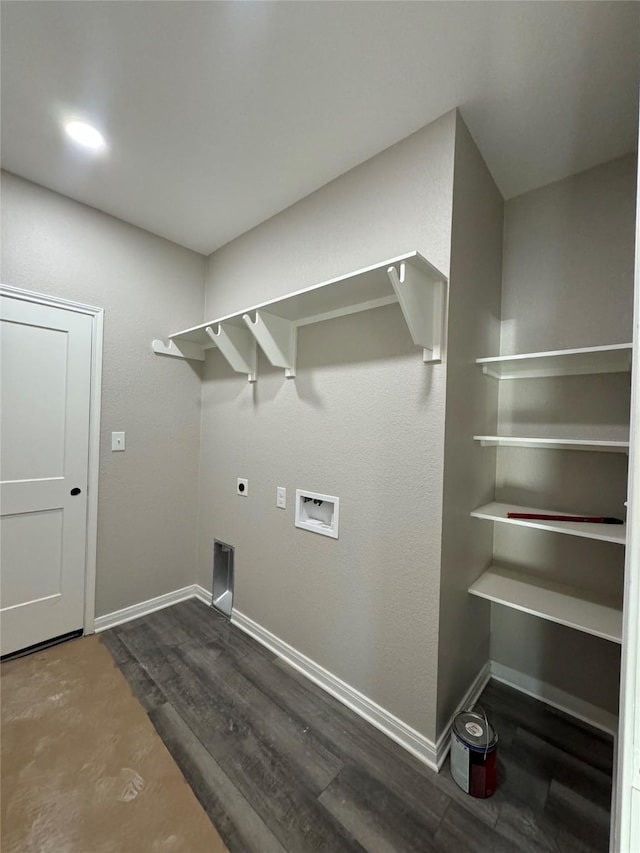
[111,431,125,451]
[276,486,286,509]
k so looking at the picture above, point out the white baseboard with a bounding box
[192,584,212,606]
[434,662,492,768]
[95,590,614,768]
[95,586,486,772]
[231,608,441,771]
[490,660,618,736]
[94,585,207,632]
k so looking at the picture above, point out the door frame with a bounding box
[613,111,640,851]
[1,284,104,634]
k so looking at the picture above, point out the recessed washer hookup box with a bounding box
[295,490,339,539]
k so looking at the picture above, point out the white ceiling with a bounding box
[2,1,638,255]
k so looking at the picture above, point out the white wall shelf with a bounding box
[152,251,448,374]
[473,436,629,453]
[476,343,632,380]
[469,565,622,644]
[470,501,626,544]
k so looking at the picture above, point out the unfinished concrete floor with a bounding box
[1,633,227,853]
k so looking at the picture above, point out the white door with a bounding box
[0,294,93,656]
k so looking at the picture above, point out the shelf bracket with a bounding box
[387,262,445,364]
[243,310,297,378]
[151,338,206,361]
[479,365,502,379]
[206,324,257,382]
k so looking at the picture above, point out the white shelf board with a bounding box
[469,565,622,644]
[470,502,626,544]
[165,251,446,347]
[474,436,629,453]
[476,343,632,379]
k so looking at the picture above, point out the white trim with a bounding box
[434,662,492,767]
[614,107,640,853]
[0,284,103,637]
[94,587,619,771]
[0,284,104,316]
[93,589,487,772]
[91,586,621,772]
[192,584,212,606]
[94,585,204,632]
[231,608,440,770]
[83,306,103,633]
[490,660,618,736]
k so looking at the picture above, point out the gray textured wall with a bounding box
[0,171,206,616]
[198,111,457,741]
[500,154,636,355]
[436,114,504,733]
[491,154,637,715]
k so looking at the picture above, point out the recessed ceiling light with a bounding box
[64,120,106,151]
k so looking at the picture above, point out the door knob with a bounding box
[70,487,82,496]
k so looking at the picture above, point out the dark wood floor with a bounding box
[100,599,613,853]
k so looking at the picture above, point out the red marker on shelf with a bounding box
[507,512,623,524]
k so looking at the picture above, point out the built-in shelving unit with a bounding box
[471,501,626,544]
[476,343,632,380]
[468,565,622,644]
[470,340,631,649]
[152,252,447,380]
[473,436,629,453]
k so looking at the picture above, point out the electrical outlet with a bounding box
[276,486,286,509]
[237,477,248,496]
